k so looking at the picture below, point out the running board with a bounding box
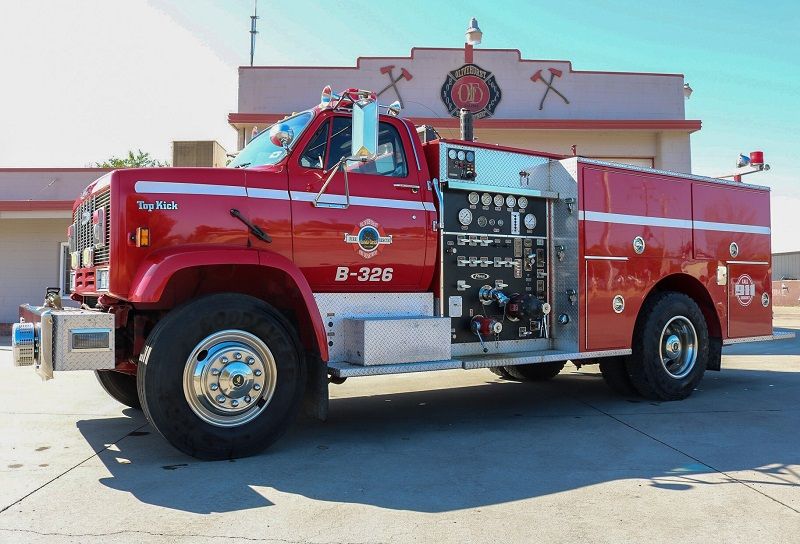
[722,330,795,345]
[328,348,632,378]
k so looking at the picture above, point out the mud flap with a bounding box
[302,355,329,421]
[707,336,722,371]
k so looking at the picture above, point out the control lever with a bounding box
[566,289,577,306]
[471,316,502,353]
[555,245,565,262]
[479,285,510,306]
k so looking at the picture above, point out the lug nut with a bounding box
[253,384,261,391]
[221,356,229,364]
[231,400,239,407]
[245,395,252,403]
[210,383,219,391]
[216,395,226,404]
[246,357,255,365]
[254,369,262,377]
[211,368,220,376]
[235,352,242,360]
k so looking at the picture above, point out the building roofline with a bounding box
[238,47,685,78]
[0,200,73,211]
[228,113,701,132]
[0,168,111,173]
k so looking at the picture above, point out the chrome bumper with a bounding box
[12,304,115,380]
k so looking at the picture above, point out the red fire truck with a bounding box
[11,88,790,459]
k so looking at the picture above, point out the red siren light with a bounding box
[749,151,764,165]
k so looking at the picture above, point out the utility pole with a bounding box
[249,0,259,67]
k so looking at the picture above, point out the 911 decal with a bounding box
[335,267,393,282]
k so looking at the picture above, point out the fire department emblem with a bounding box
[734,274,756,307]
[440,63,502,119]
[344,219,392,259]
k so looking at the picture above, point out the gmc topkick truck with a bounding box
[11,88,790,459]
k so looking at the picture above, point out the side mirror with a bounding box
[351,96,378,159]
[269,123,294,148]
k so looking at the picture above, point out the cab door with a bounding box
[288,114,428,291]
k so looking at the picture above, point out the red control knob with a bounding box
[471,315,503,336]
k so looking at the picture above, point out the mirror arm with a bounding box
[313,157,356,209]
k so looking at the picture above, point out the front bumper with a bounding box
[12,304,115,380]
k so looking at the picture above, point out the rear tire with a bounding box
[626,292,708,401]
[138,293,306,460]
[95,370,141,410]
[489,366,516,380]
[503,361,565,381]
[599,356,639,397]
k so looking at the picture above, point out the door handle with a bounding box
[393,183,420,194]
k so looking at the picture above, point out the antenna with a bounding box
[249,0,259,67]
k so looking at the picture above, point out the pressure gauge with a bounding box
[524,213,537,230]
[493,194,505,207]
[477,216,488,227]
[468,192,480,205]
[481,193,492,206]
[505,195,517,208]
[518,196,528,209]
[458,208,473,226]
[466,151,475,161]
[457,150,466,160]
[448,149,457,159]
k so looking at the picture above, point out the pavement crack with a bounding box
[0,527,381,544]
[577,397,800,515]
[0,422,150,515]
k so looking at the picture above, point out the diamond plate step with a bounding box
[342,316,451,366]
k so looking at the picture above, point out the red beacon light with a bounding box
[722,150,769,182]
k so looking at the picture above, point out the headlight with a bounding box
[96,268,110,291]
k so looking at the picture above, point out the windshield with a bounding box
[229,111,314,168]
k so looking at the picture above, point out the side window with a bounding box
[326,117,352,169]
[326,117,409,177]
[299,120,329,169]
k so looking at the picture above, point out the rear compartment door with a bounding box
[727,263,772,338]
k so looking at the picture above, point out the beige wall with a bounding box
[0,219,70,323]
[461,128,691,172]
[172,141,228,167]
[239,48,687,121]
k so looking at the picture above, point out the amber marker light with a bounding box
[135,227,150,247]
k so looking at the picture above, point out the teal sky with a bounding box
[155,0,799,194]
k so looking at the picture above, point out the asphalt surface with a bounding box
[0,310,798,543]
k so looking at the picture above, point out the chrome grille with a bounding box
[72,190,111,264]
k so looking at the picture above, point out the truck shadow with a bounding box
[77,362,800,514]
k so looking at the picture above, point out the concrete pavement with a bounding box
[0,311,797,543]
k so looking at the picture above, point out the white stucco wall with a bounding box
[0,219,70,323]
[238,48,687,121]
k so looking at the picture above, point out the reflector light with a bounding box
[135,227,150,247]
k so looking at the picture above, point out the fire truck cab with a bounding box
[11,88,791,459]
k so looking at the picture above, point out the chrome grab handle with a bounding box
[393,183,420,193]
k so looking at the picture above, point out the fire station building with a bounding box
[230,46,700,172]
[1,45,701,329]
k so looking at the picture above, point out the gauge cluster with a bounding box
[444,190,546,238]
[446,147,476,180]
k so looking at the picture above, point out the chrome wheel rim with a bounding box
[183,330,277,427]
[659,316,697,379]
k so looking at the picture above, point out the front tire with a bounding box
[138,293,306,460]
[95,370,141,409]
[626,292,708,400]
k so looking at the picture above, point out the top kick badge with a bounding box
[137,200,178,212]
[344,219,393,259]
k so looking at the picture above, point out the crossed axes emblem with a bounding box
[377,65,413,108]
[531,68,569,110]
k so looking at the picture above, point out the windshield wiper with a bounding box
[233,162,251,169]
